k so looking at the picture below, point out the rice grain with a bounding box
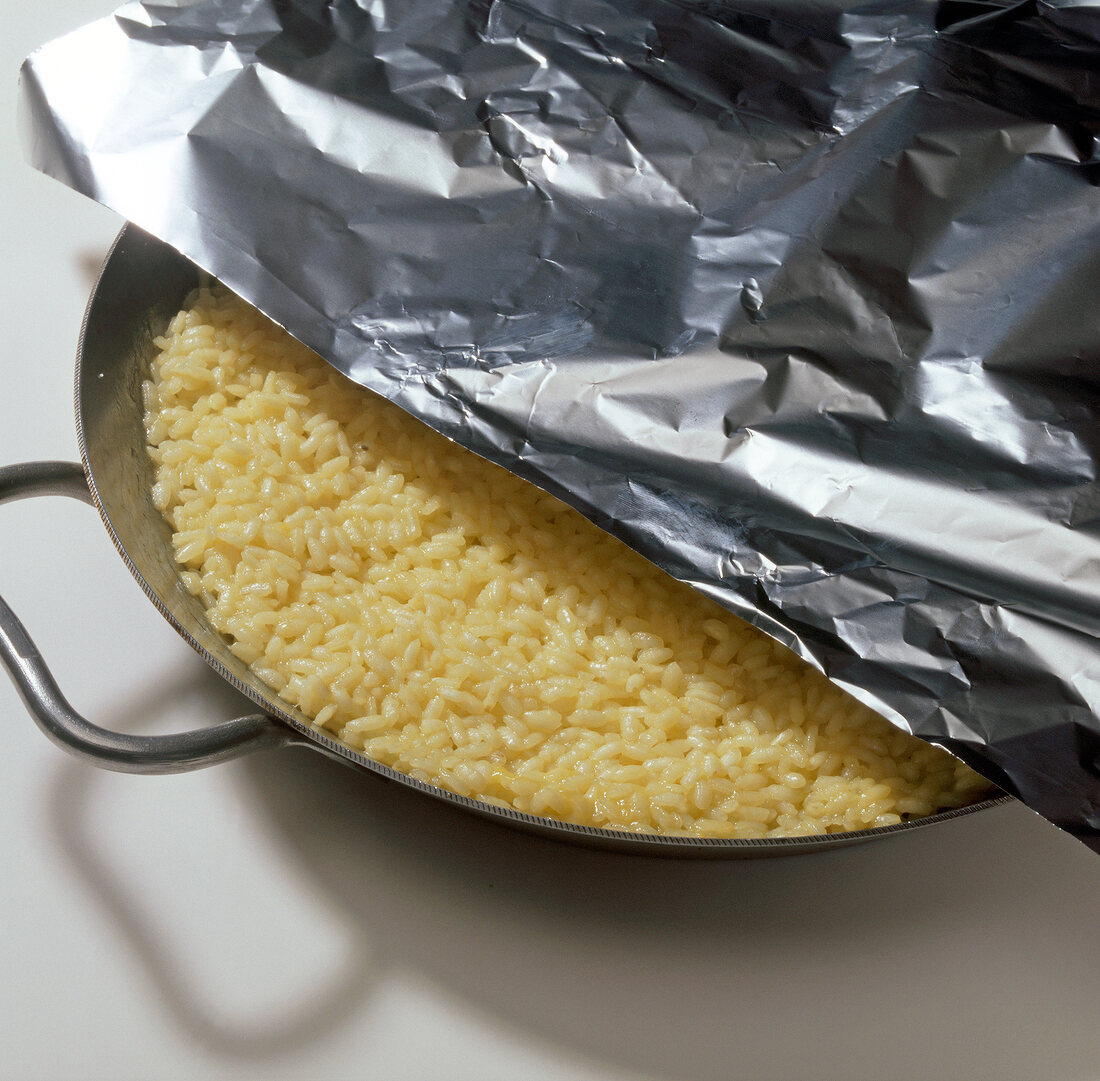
[143,286,992,837]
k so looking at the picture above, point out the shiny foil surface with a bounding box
[20,0,1100,848]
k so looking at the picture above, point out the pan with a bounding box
[0,223,1009,857]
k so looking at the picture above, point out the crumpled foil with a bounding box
[20,0,1100,849]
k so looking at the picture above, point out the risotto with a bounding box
[143,285,992,838]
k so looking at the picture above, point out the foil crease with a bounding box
[20,0,1100,848]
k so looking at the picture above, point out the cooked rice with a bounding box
[143,285,992,837]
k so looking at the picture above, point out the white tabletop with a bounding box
[4,4,1100,1080]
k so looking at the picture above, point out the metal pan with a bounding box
[0,224,1008,857]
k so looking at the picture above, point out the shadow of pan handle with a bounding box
[0,460,291,772]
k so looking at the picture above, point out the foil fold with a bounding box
[20,0,1100,848]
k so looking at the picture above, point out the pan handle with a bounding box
[0,461,292,773]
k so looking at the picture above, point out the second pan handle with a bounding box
[0,461,292,773]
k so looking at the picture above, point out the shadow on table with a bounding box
[45,653,1100,1081]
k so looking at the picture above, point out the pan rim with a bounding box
[73,222,1010,857]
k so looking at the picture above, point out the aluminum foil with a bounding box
[19,0,1100,849]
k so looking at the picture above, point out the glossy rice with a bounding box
[143,286,992,837]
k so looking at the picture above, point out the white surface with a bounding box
[4,4,1100,1080]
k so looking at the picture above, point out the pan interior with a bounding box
[73,224,1006,856]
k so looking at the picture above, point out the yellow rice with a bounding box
[143,285,992,837]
